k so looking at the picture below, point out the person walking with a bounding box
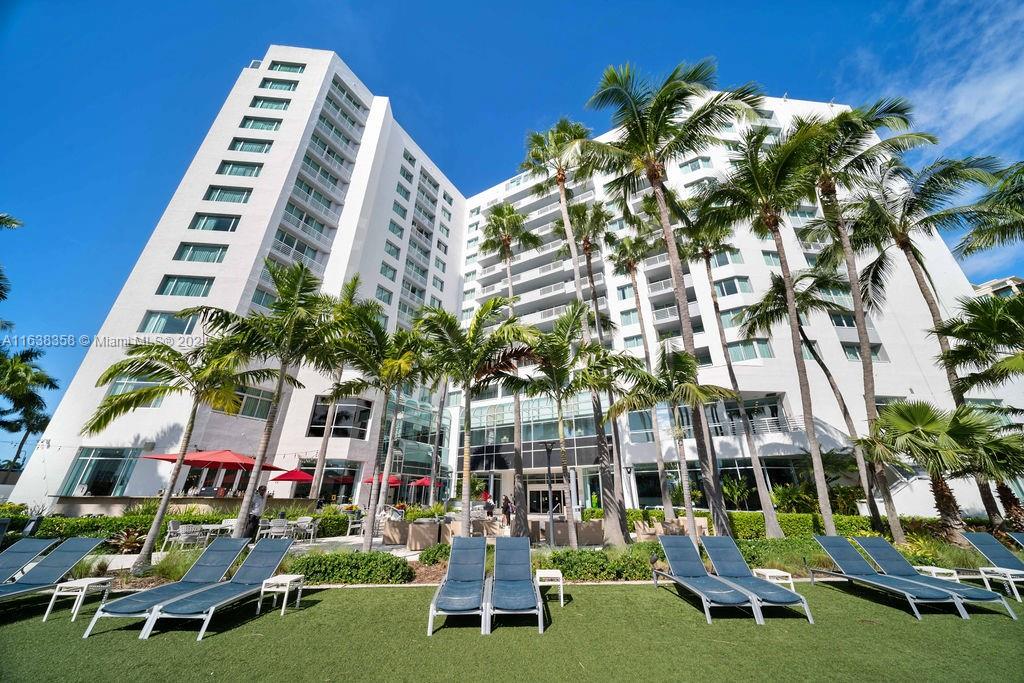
[500,495,512,528]
[248,485,267,540]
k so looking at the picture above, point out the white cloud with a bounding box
[955,242,1024,280]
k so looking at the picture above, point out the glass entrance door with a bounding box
[528,488,565,514]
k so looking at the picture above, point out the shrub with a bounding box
[123,499,160,516]
[289,551,414,584]
[150,549,204,581]
[418,543,451,566]
[405,504,445,522]
[67,556,110,580]
[535,549,615,581]
[736,538,831,575]
[109,528,147,554]
[0,502,29,518]
[313,510,349,537]
[727,511,873,539]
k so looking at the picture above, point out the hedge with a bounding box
[581,508,872,538]
[417,543,451,566]
[289,551,414,584]
[533,543,666,581]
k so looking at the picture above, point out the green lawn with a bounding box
[0,583,1021,681]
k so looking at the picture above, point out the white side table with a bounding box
[535,569,564,607]
[753,568,795,591]
[914,565,959,582]
[259,574,305,616]
[43,577,112,622]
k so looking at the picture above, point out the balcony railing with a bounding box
[271,240,324,273]
[280,210,334,249]
[308,142,353,180]
[292,186,341,221]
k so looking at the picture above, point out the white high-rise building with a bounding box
[11,46,465,511]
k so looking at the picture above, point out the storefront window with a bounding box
[58,447,141,497]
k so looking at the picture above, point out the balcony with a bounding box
[328,81,369,123]
[307,142,353,181]
[315,120,359,159]
[519,296,609,328]
[271,239,325,273]
[280,209,334,250]
[650,301,702,326]
[300,158,348,202]
[292,186,341,222]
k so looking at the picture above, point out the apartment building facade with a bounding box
[11,46,465,511]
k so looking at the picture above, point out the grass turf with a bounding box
[0,582,1021,682]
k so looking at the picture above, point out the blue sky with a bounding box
[1,0,1022,457]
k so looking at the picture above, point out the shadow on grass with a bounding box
[654,583,762,622]
[811,579,1011,620]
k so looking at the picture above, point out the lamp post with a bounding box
[544,441,555,549]
[624,466,633,511]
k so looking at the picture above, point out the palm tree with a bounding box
[848,155,1003,525]
[0,213,21,331]
[183,261,339,539]
[520,118,630,545]
[611,349,735,540]
[308,276,382,500]
[0,348,57,433]
[678,194,784,538]
[479,202,541,538]
[327,316,425,551]
[10,406,49,469]
[587,62,760,537]
[708,125,837,534]
[956,161,1024,256]
[741,268,904,542]
[81,339,277,572]
[416,297,533,534]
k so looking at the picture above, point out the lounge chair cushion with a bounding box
[854,536,1002,601]
[700,536,754,578]
[965,532,1024,571]
[903,574,1001,601]
[855,573,952,600]
[101,582,208,615]
[229,538,292,585]
[0,583,37,599]
[724,576,802,604]
[0,539,56,582]
[181,538,250,583]
[660,536,710,578]
[17,538,102,585]
[675,576,750,605]
[435,579,483,612]
[491,579,537,611]
[493,537,532,581]
[160,583,255,616]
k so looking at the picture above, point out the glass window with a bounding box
[624,335,643,348]
[804,252,819,267]
[842,343,885,361]
[217,161,262,177]
[251,96,289,110]
[173,243,227,263]
[617,284,634,300]
[464,270,476,282]
[437,241,448,255]
[440,225,450,238]
[442,207,452,221]
[830,312,857,328]
[229,138,272,153]
[189,213,239,232]
[252,288,276,309]
[432,275,444,291]
[58,447,141,497]
[240,116,281,130]
[269,61,305,73]
[107,376,164,407]
[380,262,397,281]
[400,167,413,182]
[388,220,404,238]
[443,191,453,205]
[714,277,753,297]
[434,257,446,273]
[156,275,213,297]
[393,201,407,219]
[762,250,780,266]
[679,156,712,173]
[375,285,393,305]
[430,295,442,308]
[384,241,401,259]
[396,183,410,200]
[727,339,773,362]
[620,308,639,326]
[204,186,251,203]
[138,311,197,334]
[628,410,654,443]
[306,396,373,438]
[719,306,746,328]
[216,386,274,420]
[260,78,297,91]
[403,149,417,165]
[710,248,743,267]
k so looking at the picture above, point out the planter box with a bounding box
[381,520,409,545]
[406,521,440,550]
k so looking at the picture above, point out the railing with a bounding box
[328,81,369,122]
[674,416,801,439]
[280,210,334,249]
[315,120,358,156]
[292,186,340,221]
[644,252,671,269]
[271,240,324,272]
[308,142,352,179]
[300,159,346,201]
[404,265,428,287]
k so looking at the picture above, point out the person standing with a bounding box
[500,495,512,528]
[248,485,267,540]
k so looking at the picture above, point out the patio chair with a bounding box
[160,520,182,552]
[82,537,249,638]
[487,536,543,634]
[0,538,103,606]
[811,536,969,619]
[654,535,763,624]
[854,536,1015,619]
[0,538,58,582]
[139,538,293,641]
[427,536,487,635]
[258,518,292,540]
[963,532,1024,602]
[700,536,813,623]
[293,517,316,541]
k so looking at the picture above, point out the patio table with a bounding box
[259,574,305,616]
[43,577,112,622]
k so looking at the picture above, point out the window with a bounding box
[469,207,480,216]
[250,96,289,110]
[727,339,774,362]
[437,241,448,255]
[138,311,197,334]
[620,309,639,325]
[251,288,277,309]
[204,186,251,203]
[301,156,339,188]
[229,138,272,153]
[842,343,886,361]
[227,386,275,420]
[432,275,444,291]
[240,117,282,130]
[380,262,397,281]
[714,277,753,297]
[441,207,451,221]
[375,285,393,305]
[260,78,297,91]
[802,340,820,360]
[403,149,417,165]
[157,275,213,297]
[830,312,857,328]
[58,447,141,497]
[465,270,476,282]
[400,166,414,182]
[434,257,446,273]
[719,307,746,328]
[762,250,780,266]
[440,225,450,238]
[679,156,712,173]
[107,376,164,407]
[189,213,239,232]
[819,285,853,307]
[392,201,407,219]
[804,252,819,267]
[710,248,743,267]
[306,397,373,438]
[383,241,400,259]
[617,284,634,300]
[628,411,654,442]
[217,160,262,177]
[269,61,305,73]
[173,243,227,263]
[388,220,404,238]
[430,296,443,308]
[443,191,453,205]
[466,237,478,249]
[624,335,643,349]
[396,183,410,200]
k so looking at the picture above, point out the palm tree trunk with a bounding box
[505,260,529,538]
[703,255,783,537]
[309,394,340,500]
[428,382,447,508]
[650,176,730,536]
[374,400,403,513]
[12,430,30,468]
[669,402,699,545]
[630,269,675,520]
[132,401,198,574]
[975,477,1005,529]
[362,390,398,551]
[930,473,969,546]
[461,390,473,534]
[871,462,905,544]
[233,363,288,538]
[556,399,580,549]
[556,177,628,546]
[767,224,836,535]
[995,481,1024,530]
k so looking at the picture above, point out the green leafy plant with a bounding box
[122,500,160,516]
[67,556,109,580]
[417,543,451,566]
[721,474,752,510]
[150,548,204,581]
[109,528,146,554]
[289,551,414,584]
[405,503,445,522]
[771,482,817,513]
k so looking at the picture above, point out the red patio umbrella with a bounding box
[143,450,284,471]
[361,474,401,487]
[410,477,443,487]
[270,468,314,482]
